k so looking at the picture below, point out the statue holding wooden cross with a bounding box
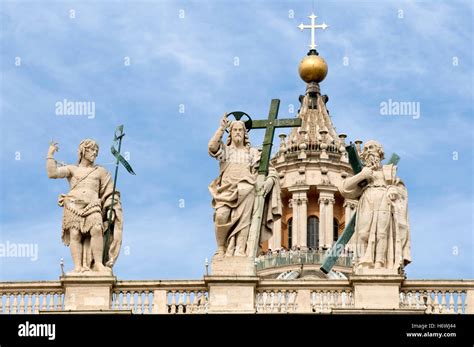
[208,100,301,260]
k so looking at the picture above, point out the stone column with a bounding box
[318,196,326,249]
[289,197,298,246]
[317,186,337,249]
[325,196,335,247]
[288,186,309,249]
[298,194,308,250]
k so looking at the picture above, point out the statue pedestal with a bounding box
[207,257,258,313]
[211,256,256,276]
[205,275,259,313]
[349,268,404,311]
[61,275,116,311]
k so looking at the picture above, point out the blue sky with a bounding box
[0,0,472,281]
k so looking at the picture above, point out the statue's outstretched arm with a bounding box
[46,142,70,179]
[208,113,228,155]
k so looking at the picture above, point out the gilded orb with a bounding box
[298,54,328,83]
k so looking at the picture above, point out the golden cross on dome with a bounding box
[298,13,328,49]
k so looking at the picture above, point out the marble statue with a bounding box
[208,114,282,257]
[341,140,411,271]
[47,139,123,275]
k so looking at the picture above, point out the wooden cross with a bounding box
[298,13,329,50]
[235,99,301,259]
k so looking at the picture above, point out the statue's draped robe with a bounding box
[58,165,123,268]
[341,164,411,269]
[209,143,281,256]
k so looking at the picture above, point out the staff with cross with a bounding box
[208,99,301,259]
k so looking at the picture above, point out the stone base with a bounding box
[211,255,256,276]
[350,272,404,310]
[205,276,259,313]
[61,275,116,311]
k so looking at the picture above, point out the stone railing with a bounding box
[400,280,473,314]
[256,279,354,313]
[111,280,208,314]
[0,281,64,314]
[0,278,472,314]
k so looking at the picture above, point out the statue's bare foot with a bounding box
[214,248,225,257]
[374,261,383,269]
[94,262,108,272]
[80,266,91,272]
[105,259,114,267]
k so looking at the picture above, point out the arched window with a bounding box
[333,218,339,242]
[287,218,293,249]
[307,216,319,249]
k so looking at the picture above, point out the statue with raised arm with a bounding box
[46,139,123,275]
[208,114,282,258]
[340,140,411,272]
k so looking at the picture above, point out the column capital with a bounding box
[343,199,358,209]
[318,197,335,205]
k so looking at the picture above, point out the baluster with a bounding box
[169,290,176,314]
[136,291,143,314]
[402,291,408,307]
[192,290,200,314]
[31,294,38,314]
[317,291,323,312]
[5,293,12,314]
[18,292,25,314]
[112,292,119,310]
[425,290,433,313]
[456,290,463,314]
[58,292,64,311]
[448,290,454,314]
[12,293,18,314]
[176,290,182,314]
[432,291,440,313]
[194,291,201,313]
[292,290,298,311]
[283,290,289,312]
[130,291,136,313]
[183,291,190,314]
[280,290,285,312]
[440,291,447,313]
[47,292,53,311]
[412,290,418,308]
[328,291,333,311]
[143,291,150,314]
[25,293,32,313]
[40,293,47,311]
[341,290,348,308]
[262,290,269,313]
[268,291,274,313]
[336,290,342,308]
